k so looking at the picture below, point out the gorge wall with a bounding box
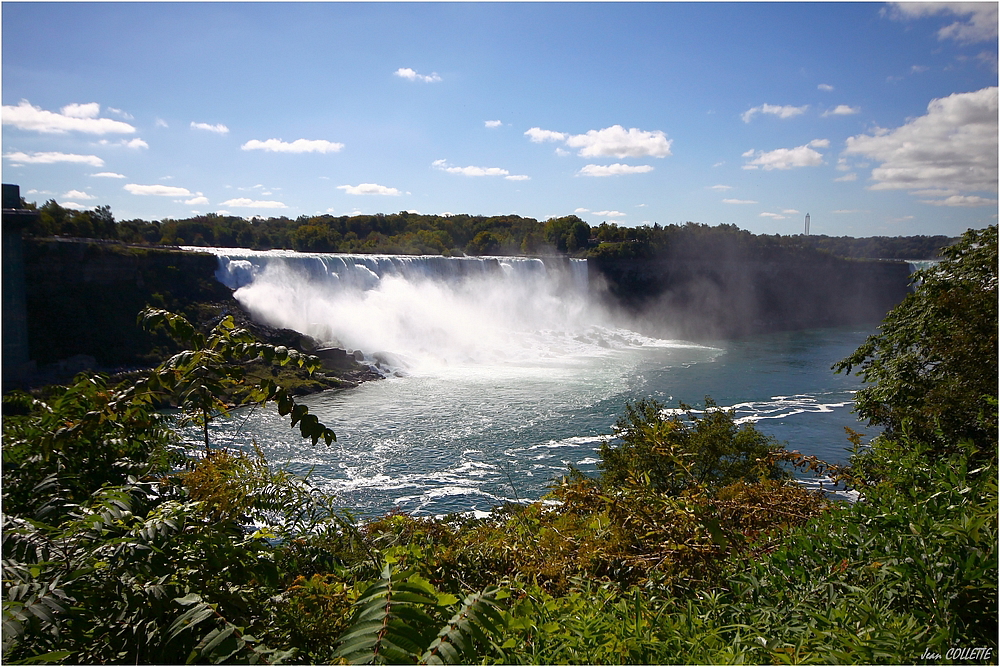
[22,239,231,369]
[590,254,912,339]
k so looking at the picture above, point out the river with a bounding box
[188,248,878,517]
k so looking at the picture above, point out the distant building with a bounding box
[804,213,810,236]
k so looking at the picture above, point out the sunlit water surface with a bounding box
[195,326,874,517]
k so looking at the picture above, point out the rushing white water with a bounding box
[204,248,646,373]
[190,248,874,516]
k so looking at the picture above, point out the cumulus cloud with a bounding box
[592,210,626,218]
[91,172,126,178]
[336,183,402,196]
[100,138,148,149]
[722,198,758,204]
[241,138,344,153]
[61,103,100,118]
[823,105,860,116]
[818,83,835,91]
[394,67,442,83]
[220,198,288,208]
[844,87,998,199]
[4,151,104,167]
[62,190,95,200]
[125,184,193,196]
[742,139,828,170]
[485,120,503,128]
[1,100,136,134]
[579,163,654,177]
[525,127,568,143]
[741,103,809,123]
[888,2,998,43]
[185,196,210,206]
[834,173,859,182]
[432,159,527,180]
[526,125,672,158]
[191,121,230,134]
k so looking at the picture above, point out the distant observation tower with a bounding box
[804,213,810,236]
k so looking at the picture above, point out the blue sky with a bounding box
[3,2,997,238]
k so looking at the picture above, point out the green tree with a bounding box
[599,397,787,495]
[834,225,998,457]
[465,230,502,255]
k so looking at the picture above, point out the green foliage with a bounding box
[133,308,336,449]
[835,225,998,457]
[599,397,788,494]
[2,375,179,520]
[334,563,507,665]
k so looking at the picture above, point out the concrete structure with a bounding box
[3,184,38,389]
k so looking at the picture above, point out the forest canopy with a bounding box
[20,197,955,260]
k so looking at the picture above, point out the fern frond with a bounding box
[420,587,507,665]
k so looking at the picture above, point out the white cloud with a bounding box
[91,172,126,179]
[337,183,402,196]
[708,184,733,191]
[432,158,524,178]
[221,197,288,208]
[2,100,136,134]
[191,121,230,134]
[722,198,758,204]
[574,208,590,213]
[782,209,800,214]
[888,2,998,43]
[394,67,442,83]
[4,151,104,167]
[63,189,95,200]
[61,103,100,118]
[125,184,193,196]
[505,174,531,181]
[834,173,858,182]
[485,120,503,128]
[241,138,344,153]
[526,125,672,158]
[569,125,671,158]
[920,194,998,207]
[844,87,998,195]
[155,118,169,128]
[759,212,787,220]
[62,202,91,210]
[100,138,149,149]
[818,83,835,91]
[592,210,626,218]
[185,196,210,206]
[63,190,97,199]
[525,127,568,143]
[742,140,828,170]
[741,103,809,123]
[579,163,654,177]
[823,105,860,116]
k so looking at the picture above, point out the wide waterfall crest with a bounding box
[199,248,638,373]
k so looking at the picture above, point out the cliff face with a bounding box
[590,254,912,339]
[24,239,232,368]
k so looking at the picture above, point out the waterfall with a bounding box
[197,248,619,373]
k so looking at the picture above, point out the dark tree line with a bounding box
[21,198,955,260]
